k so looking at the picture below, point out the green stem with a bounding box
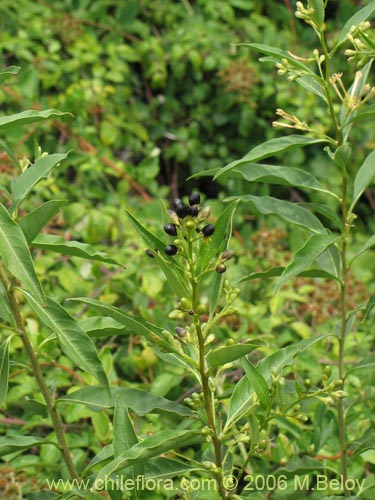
[187,239,228,499]
[0,264,79,480]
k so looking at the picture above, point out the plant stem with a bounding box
[187,239,228,499]
[0,265,79,480]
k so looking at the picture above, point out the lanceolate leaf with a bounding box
[0,435,48,457]
[0,280,12,322]
[296,75,326,101]
[0,203,45,304]
[207,340,265,371]
[215,135,327,179]
[10,153,68,213]
[78,316,126,337]
[337,0,375,45]
[72,297,193,365]
[349,234,375,266]
[0,109,70,132]
[241,357,269,409]
[0,65,20,84]
[0,337,11,407]
[113,398,143,498]
[19,200,67,243]
[350,150,375,212]
[95,430,203,482]
[226,335,330,430]
[126,210,189,297]
[276,234,339,291]
[232,195,327,234]
[245,44,312,72]
[31,234,121,266]
[22,292,108,387]
[231,163,338,199]
[58,385,194,418]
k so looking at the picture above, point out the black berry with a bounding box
[175,203,189,219]
[188,192,200,206]
[202,224,215,237]
[164,223,178,236]
[145,248,155,258]
[173,198,183,209]
[165,244,178,256]
[188,205,199,217]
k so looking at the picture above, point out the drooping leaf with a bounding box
[231,195,327,234]
[215,135,327,179]
[126,210,189,297]
[337,1,375,45]
[226,335,330,430]
[31,234,121,266]
[362,291,375,322]
[349,234,375,267]
[296,74,326,101]
[276,234,339,291]
[10,153,68,213]
[0,109,71,132]
[207,340,265,372]
[0,435,48,457]
[95,430,203,482]
[239,266,338,283]
[0,203,45,304]
[231,163,338,199]
[0,337,11,406]
[241,357,269,409]
[22,292,108,387]
[57,385,194,418]
[19,200,67,243]
[350,150,375,211]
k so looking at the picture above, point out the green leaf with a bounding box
[113,398,143,499]
[0,280,12,322]
[72,297,192,364]
[309,0,325,28]
[337,1,375,45]
[349,431,375,456]
[0,109,71,132]
[232,195,327,233]
[296,75,327,101]
[0,66,20,84]
[231,163,338,200]
[126,210,189,297]
[207,340,266,372]
[302,202,342,230]
[276,234,339,291]
[346,353,375,375]
[22,292,108,387]
[0,203,45,304]
[0,337,11,406]
[31,234,121,266]
[95,430,203,482]
[215,135,327,179]
[349,234,375,267]
[350,150,375,212]
[10,154,68,213]
[275,456,336,477]
[245,44,312,72]
[58,385,194,418]
[363,292,375,322]
[78,316,126,337]
[19,200,67,243]
[239,266,285,282]
[0,435,47,457]
[226,335,329,430]
[241,356,269,409]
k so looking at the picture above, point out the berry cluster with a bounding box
[145,191,217,259]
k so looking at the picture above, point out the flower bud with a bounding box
[221,250,234,261]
